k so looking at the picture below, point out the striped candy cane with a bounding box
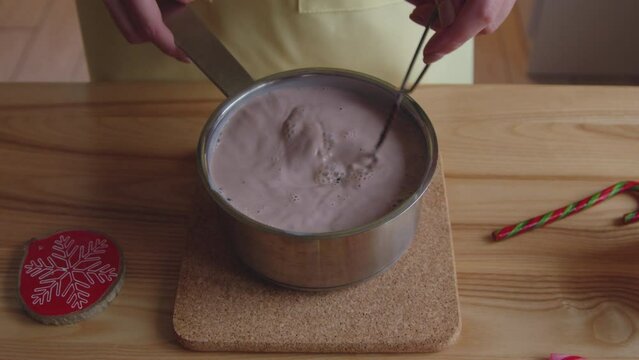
[550,354,586,360]
[493,181,639,241]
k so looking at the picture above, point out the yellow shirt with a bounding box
[76,0,473,85]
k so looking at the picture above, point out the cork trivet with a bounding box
[173,166,460,353]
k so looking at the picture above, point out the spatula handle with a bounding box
[163,4,254,97]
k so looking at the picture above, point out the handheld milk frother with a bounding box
[374,12,437,152]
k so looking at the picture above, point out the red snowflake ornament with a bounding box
[19,230,125,325]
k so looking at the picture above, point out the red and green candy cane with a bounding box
[549,355,586,360]
[493,181,639,241]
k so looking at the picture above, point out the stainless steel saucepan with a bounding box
[165,5,438,290]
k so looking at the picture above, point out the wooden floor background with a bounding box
[0,0,88,82]
[0,0,534,84]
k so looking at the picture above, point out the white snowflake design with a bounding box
[24,235,118,310]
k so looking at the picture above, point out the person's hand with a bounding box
[103,0,193,62]
[408,0,516,63]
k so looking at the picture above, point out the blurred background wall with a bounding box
[527,0,639,83]
[0,0,637,84]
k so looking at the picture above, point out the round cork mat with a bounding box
[173,165,460,353]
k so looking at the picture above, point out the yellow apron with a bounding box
[76,0,473,85]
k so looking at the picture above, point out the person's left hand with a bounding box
[408,0,517,63]
[103,0,194,62]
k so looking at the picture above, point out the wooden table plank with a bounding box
[1,83,638,359]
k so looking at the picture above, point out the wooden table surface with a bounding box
[1,83,638,359]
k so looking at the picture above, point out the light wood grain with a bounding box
[474,4,532,84]
[0,0,89,82]
[11,0,87,82]
[0,29,30,80]
[517,0,536,35]
[1,83,639,359]
[0,0,49,28]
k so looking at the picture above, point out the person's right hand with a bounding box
[408,0,516,63]
[103,0,192,62]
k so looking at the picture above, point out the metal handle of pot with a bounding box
[163,4,254,97]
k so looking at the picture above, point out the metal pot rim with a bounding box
[197,67,438,240]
